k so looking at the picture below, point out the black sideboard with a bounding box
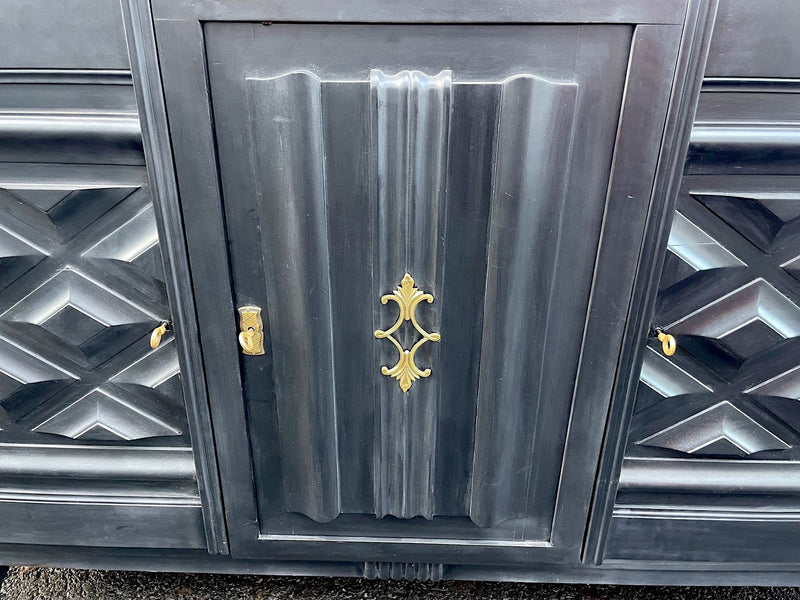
[0,0,798,584]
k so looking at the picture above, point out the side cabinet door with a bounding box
[151,2,695,564]
[605,80,800,563]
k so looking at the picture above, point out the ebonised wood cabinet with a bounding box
[0,0,798,585]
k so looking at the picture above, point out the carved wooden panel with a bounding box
[0,79,188,445]
[629,180,800,457]
[245,66,579,526]
[0,67,204,550]
[362,561,444,581]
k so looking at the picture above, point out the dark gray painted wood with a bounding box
[0,11,211,551]
[0,0,721,573]
[0,70,136,112]
[197,17,688,564]
[0,444,204,549]
[370,68,451,520]
[247,73,341,523]
[605,167,800,561]
[0,0,130,70]
[322,82,376,515]
[152,15,258,561]
[124,0,717,574]
[687,89,800,175]
[606,515,800,563]
[470,74,577,530]
[598,2,800,561]
[121,0,229,553]
[205,21,631,550]
[583,0,719,564]
[151,0,689,24]
[0,501,205,549]
[433,83,496,518]
[705,0,800,78]
[619,457,800,493]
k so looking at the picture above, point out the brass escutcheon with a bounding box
[238,306,265,356]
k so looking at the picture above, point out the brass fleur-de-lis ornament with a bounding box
[374,273,440,392]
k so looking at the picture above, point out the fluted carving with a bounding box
[370,69,451,520]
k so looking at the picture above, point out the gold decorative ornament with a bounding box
[374,273,440,392]
[656,328,677,357]
[150,322,168,349]
[238,306,265,356]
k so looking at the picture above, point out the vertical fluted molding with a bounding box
[469,75,578,527]
[370,69,451,519]
[247,72,341,522]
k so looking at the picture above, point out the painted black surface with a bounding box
[8,0,800,585]
[705,0,800,78]
[121,0,229,554]
[0,5,206,551]
[0,0,130,70]
[146,0,710,571]
[204,21,629,551]
[604,44,800,564]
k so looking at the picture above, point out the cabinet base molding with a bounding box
[7,544,800,586]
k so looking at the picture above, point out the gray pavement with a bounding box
[2,568,800,600]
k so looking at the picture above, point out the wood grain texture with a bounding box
[204,23,629,552]
[247,73,341,523]
[470,75,577,529]
[370,69,451,520]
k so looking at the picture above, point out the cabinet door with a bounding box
[150,0,699,564]
[0,66,205,549]
[605,83,800,563]
[207,22,628,544]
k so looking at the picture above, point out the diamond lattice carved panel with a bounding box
[0,183,186,442]
[631,188,800,458]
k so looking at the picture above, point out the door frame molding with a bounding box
[120,0,228,555]
[582,0,720,565]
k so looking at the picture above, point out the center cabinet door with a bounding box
[195,21,661,561]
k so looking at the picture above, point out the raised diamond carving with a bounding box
[33,386,181,441]
[695,194,800,254]
[630,187,800,458]
[3,268,156,333]
[637,399,794,456]
[667,210,743,272]
[0,181,185,442]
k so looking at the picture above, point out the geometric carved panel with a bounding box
[631,189,800,458]
[0,184,185,442]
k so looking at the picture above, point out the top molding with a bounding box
[151,0,689,25]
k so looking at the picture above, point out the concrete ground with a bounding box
[2,568,800,600]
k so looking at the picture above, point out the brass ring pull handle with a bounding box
[150,322,169,349]
[655,328,677,357]
[238,306,265,356]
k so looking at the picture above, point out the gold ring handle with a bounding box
[656,329,677,356]
[150,322,169,349]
